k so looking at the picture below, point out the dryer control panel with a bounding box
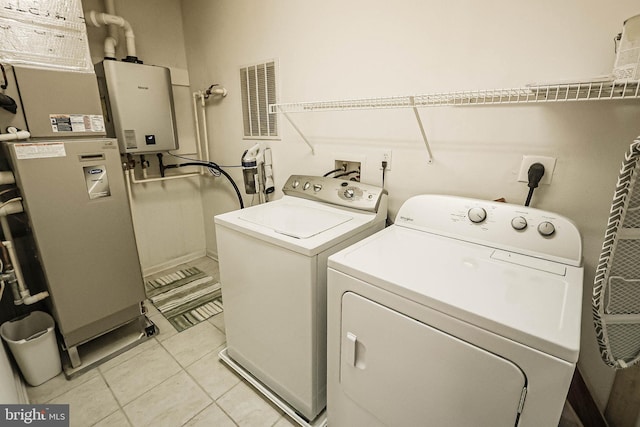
[395,194,582,266]
[283,175,387,213]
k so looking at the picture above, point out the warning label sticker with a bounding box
[15,142,66,159]
[50,114,105,133]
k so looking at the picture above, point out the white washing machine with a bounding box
[215,174,387,425]
[327,195,583,427]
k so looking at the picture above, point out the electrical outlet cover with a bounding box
[517,156,556,185]
[379,150,392,170]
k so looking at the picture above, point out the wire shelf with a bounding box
[269,80,640,113]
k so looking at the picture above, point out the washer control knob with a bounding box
[511,216,528,230]
[537,221,556,237]
[468,207,487,224]
[303,182,311,190]
[313,184,322,192]
[292,180,299,189]
[344,188,355,199]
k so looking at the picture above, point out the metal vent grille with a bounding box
[240,61,278,139]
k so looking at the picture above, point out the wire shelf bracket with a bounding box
[280,110,315,154]
[269,79,640,162]
[410,96,433,163]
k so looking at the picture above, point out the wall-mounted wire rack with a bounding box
[269,79,640,161]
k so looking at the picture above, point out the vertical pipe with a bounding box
[104,0,119,42]
[0,216,27,299]
[200,95,211,163]
[124,169,145,263]
[193,92,203,159]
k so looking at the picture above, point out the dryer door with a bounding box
[340,292,527,427]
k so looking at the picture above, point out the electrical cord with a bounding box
[382,160,388,188]
[524,163,545,207]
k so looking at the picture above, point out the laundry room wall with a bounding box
[82,0,207,274]
[179,0,640,413]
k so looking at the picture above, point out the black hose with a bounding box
[157,153,166,177]
[172,161,244,209]
[323,167,344,177]
[334,170,359,179]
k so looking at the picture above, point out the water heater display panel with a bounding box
[96,61,178,153]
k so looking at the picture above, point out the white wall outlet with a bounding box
[379,150,392,171]
[517,155,556,185]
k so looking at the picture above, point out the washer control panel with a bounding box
[396,194,582,265]
[283,174,387,212]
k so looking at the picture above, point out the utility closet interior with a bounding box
[1,1,640,427]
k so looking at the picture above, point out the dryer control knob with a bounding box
[313,184,322,192]
[511,216,528,230]
[538,221,556,237]
[344,188,355,199]
[303,182,311,190]
[468,207,487,223]
[292,180,300,189]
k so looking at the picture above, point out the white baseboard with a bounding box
[206,248,218,262]
[142,250,207,276]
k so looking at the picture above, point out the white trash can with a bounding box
[1,311,62,386]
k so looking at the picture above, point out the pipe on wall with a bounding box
[85,10,137,59]
[0,201,49,305]
[0,130,30,142]
[104,0,119,54]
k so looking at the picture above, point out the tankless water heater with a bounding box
[95,60,178,153]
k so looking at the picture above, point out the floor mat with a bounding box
[145,267,223,332]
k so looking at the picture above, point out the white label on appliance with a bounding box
[124,130,137,148]
[90,115,105,132]
[15,143,66,159]
[84,164,111,199]
[50,114,105,132]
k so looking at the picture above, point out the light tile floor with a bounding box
[26,257,297,427]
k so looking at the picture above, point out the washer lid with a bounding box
[215,195,387,256]
[239,202,353,239]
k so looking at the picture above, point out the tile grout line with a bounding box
[145,259,227,424]
[92,367,134,427]
[40,257,224,426]
[185,259,296,426]
[155,330,222,426]
[97,336,162,425]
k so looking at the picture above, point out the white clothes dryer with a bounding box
[215,175,387,425]
[327,195,583,427]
